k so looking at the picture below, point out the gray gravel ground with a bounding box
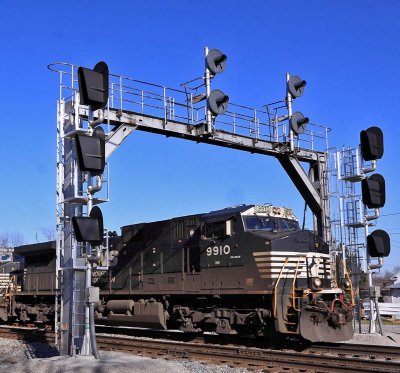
[0,325,399,373]
[0,337,251,373]
[339,323,400,345]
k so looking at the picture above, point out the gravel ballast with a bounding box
[0,337,250,373]
[0,325,399,373]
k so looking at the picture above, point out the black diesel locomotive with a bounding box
[1,204,354,342]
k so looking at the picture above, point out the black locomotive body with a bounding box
[1,204,354,342]
[0,241,56,325]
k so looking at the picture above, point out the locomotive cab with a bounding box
[235,205,353,342]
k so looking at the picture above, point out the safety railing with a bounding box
[48,62,331,152]
[273,257,289,318]
[272,254,331,318]
[341,259,355,306]
[292,256,306,312]
[338,147,363,181]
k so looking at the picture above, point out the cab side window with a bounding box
[205,221,225,238]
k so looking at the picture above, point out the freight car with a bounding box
[0,204,354,342]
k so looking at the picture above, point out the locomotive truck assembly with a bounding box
[0,204,354,342]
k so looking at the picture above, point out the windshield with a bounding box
[244,216,299,232]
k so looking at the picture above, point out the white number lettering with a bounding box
[206,245,231,257]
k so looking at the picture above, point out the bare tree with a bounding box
[38,226,56,241]
[376,265,400,282]
[0,232,9,247]
[10,232,24,247]
[382,270,393,279]
[391,265,400,275]
[0,231,24,248]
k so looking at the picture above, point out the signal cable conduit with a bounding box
[362,159,377,174]
[89,109,104,128]
[88,176,102,195]
[89,301,99,359]
[369,257,383,270]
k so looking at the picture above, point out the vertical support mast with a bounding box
[286,73,295,152]
[204,46,213,133]
[364,221,376,333]
[57,91,88,356]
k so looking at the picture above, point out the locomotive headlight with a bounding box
[313,277,322,288]
[343,279,351,290]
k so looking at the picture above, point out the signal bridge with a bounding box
[51,60,331,236]
[49,51,332,357]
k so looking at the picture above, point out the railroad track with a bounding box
[95,325,400,363]
[1,325,400,372]
[96,334,400,372]
[0,325,54,343]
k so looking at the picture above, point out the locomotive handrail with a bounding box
[292,256,306,312]
[331,274,339,289]
[273,257,289,318]
[5,274,15,299]
[4,274,16,315]
[341,259,355,307]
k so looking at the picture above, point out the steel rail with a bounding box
[96,334,400,373]
[1,325,399,372]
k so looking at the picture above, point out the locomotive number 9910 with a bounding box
[206,245,231,256]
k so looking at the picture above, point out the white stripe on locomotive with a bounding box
[252,251,331,279]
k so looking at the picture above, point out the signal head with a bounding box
[78,61,109,111]
[72,206,104,246]
[290,111,309,135]
[288,75,306,98]
[75,127,105,175]
[367,229,390,257]
[207,89,229,116]
[206,49,227,75]
[361,173,386,209]
[360,126,384,161]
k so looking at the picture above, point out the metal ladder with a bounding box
[273,257,305,333]
[284,288,303,333]
[284,257,306,333]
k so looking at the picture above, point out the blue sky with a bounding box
[0,1,399,272]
